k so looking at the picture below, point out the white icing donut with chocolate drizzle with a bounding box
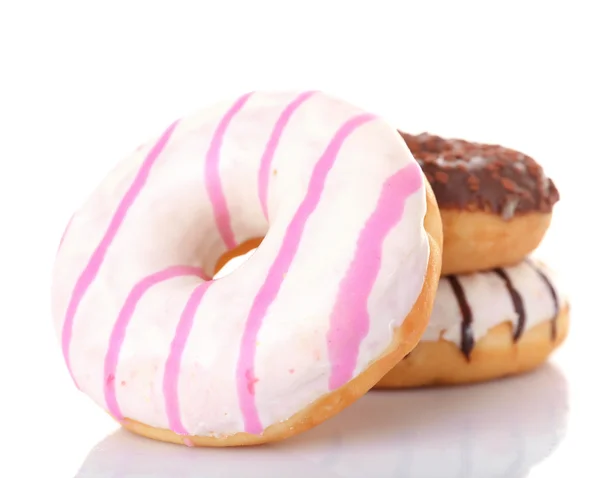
[51,91,435,445]
[375,258,569,389]
[422,259,566,357]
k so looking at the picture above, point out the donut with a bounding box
[52,91,442,447]
[399,131,559,275]
[376,259,569,388]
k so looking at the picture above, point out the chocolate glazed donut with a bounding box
[400,131,560,275]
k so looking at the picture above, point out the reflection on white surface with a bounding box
[76,364,567,478]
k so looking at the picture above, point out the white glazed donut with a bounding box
[376,258,570,388]
[421,259,567,348]
[52,91,442,446]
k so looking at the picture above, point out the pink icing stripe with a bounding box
[327,162,423,390]
[61,120,179,386]
[205,93,254,250]
[236,113,377,435]
[258,91,316,218]
[163,281,213,435]
[57,214,74,251]
[103,265,206,421]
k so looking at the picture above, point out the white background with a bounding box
[1,1,599,477]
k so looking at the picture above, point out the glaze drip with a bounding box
[61,120,180,387]
[205,93,254,250]
[493,268,526,341]
[530,263,559,340]
[258,91,316,219]
[327,162,423,389]
[447,275,475,360]
[236,113,378,435]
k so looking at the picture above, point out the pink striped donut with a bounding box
[52,91,442,446]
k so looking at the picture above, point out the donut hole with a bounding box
[213,237,262,278]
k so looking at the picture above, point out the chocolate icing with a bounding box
[529,262,560,340]
[493,268,526,341]
[399,131,560,219]
[447,275,475,360]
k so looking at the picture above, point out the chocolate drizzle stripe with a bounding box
[493,268,526,341]
[447,275,475,360]
[529,263,560,341]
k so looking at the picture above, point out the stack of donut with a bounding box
[376,131,568,388]
[51,90,568,448]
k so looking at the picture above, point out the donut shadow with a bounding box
[75,364,568,478]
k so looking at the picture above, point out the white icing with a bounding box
[51,91,429,437]
[421,260,567,344]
